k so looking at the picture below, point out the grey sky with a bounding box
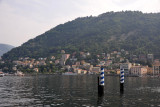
[0,0,160,46]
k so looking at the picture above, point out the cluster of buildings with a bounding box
[0,49,160,76]
[13,57,47,68]
[54,50,101,74]
[53,50,159,76]
[118,59,160,76]
[11,57,47,72]
[119,62,148,76]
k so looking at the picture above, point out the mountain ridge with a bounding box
[0,43,14,56]
[2,11,160,60]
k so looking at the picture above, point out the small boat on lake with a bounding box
[0,72,4,77]
[15,71,24,76]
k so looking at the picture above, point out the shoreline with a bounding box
[3,73,159,78]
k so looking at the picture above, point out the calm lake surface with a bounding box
[0,75,160,107]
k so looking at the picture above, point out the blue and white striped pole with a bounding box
[120,69,124,92]
[100,68,105,86]
[98,68,104,96]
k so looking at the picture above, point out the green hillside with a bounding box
[2,11,160,60]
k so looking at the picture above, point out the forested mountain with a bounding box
[2,11,160,60]
[0,44,14,56]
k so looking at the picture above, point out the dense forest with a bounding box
[2,11,160,60]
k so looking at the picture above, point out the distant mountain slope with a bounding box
[0,44,14,56]
[2,11,160,60]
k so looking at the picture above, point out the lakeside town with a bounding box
[0,49,160,77]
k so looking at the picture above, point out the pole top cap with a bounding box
[120,69,124,71]
[101,68,104,70]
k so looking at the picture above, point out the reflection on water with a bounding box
[0,75,160,106]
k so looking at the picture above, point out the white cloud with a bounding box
[138,0,160,13]
[0,1,53,46]
[0,0,160,46]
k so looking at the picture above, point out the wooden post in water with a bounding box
[98,68,104,96]
[120,69,124,93]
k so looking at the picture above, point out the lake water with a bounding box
[0,75,160,107]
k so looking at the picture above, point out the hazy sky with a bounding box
[0,0,160,46]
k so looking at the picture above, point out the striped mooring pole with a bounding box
[98,68,104,96]
[120,69,124,92]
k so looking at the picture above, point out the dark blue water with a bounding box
[0,75,160,107]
